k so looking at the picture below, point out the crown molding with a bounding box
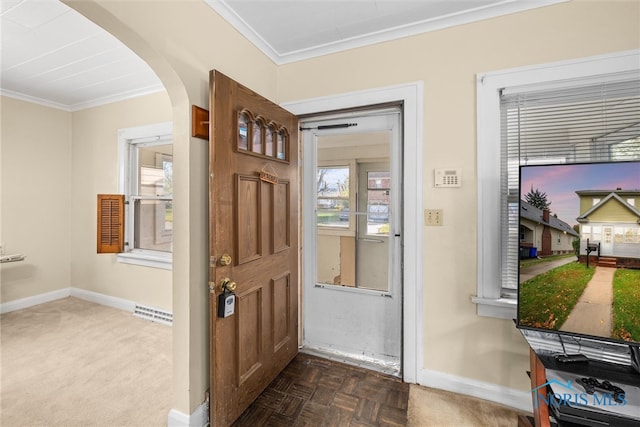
[1,85,166,112]
[205,0,568,65]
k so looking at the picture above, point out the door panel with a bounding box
[236,286,262,385]
[272,272,292,351]
[236,174,262,263]
[209,71,298,427]
[273,181,290,252]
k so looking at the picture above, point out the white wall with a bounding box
[1,97,72,303]
[71,92,173,310]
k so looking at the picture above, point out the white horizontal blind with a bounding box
[500,78,640,292]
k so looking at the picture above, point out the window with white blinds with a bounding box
[499,78,640,293]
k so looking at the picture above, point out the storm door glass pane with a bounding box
[315,166,352,287]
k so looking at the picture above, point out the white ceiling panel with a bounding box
[1,0,23,13]
[1,0,164,111]
[1,0,566,111]
[2,0,65,29]
[206,0,566,63]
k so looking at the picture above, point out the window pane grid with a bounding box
[500,78,640,293]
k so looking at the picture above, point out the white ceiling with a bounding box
[208,0,563,64]
[0,0,165,111]
[1,0,564,111]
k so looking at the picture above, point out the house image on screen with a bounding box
[519,200,579,258]
[576,189,640,268]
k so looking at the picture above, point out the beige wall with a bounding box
[70,92,172,310]
[0,93,173,309]
[8,0,639,419]
[277,0,640,390]
[0,97,72,303]
[64,0,281,415]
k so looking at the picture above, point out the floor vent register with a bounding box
[133,304,173,325]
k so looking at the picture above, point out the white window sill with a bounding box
[117,251,172,270]
[471,296,516,320]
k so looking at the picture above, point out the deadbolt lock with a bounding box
[219,254,232,266]
[220,277,237,293]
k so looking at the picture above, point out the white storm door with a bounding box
[301,108,403,375]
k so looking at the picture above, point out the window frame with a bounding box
[316,160,357,236]
[117,122,173,270]
[474,49,640,319]
[362,169,391,238]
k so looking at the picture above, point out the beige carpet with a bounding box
[1,297,172,427]
[2,297,527,427]
[408,385,527,426]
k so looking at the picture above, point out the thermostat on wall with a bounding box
[435,168,462,188]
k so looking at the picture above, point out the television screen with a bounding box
[517,160,640,349]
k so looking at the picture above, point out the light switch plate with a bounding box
[424,209,443,226]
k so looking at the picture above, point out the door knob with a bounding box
[220,277,237,293]
[219,254,232,266]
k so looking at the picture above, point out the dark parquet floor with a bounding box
[232,352,409,427]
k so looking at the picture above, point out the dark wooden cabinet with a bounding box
[522,347,640,427]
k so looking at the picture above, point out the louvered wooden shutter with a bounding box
[97,194,124,253]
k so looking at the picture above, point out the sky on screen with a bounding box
[520,162,640,226]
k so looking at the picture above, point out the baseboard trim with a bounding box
[1,287,136,314]
[168,402,208,427]
[70,288,136,312]
[0,288,71,314]
[419,368,532,413]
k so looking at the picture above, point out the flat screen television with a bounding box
[516,160,640,369]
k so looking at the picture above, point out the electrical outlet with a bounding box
[424,209,443,226]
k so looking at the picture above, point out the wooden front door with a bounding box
[208,71,299,427]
